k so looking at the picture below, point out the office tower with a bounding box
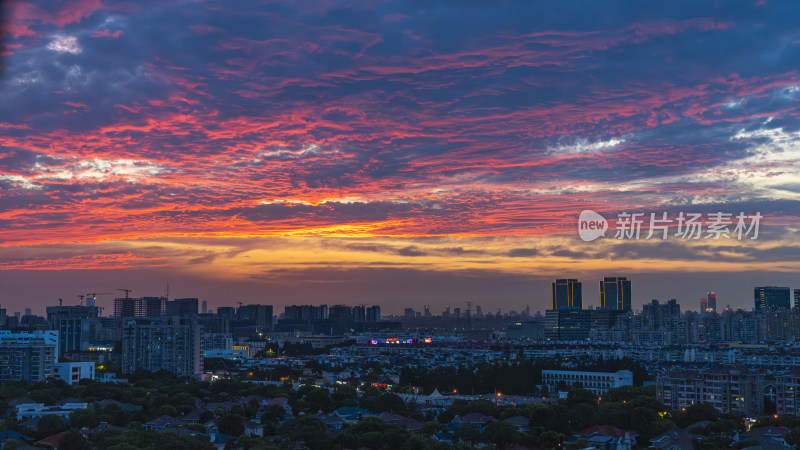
[367,305,381,323]
[201,300,208,314]
[166,298,199,317]
[24,308,32,316]
[121,317,202,376]
[475,305,482,318]
[45,305,101,354]
[404,308,415,319]
[424,305,431,317]
[599,277,632,311]
[707,292,717,313]
[552,279,583,310]
[794,289,800,309]
[453,307,461,319]
[544,309,591,340]
[0,305,7,329]
[754,286,791,310]
[443,306,451,319]
[700,298,708,313]
[0,331,58,384]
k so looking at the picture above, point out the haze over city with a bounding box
[1,0,800,314]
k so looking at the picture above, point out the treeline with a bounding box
[399,358,650,396]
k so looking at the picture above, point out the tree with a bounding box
[218,415,245,437]
[536,430,564,448]
[58,430,91,450]
[157,405,179,417]
[374,393,407,414]
[422,421,445,436]
[482,420,519,448]
[69,408,99,429]
[278,417,330,450]
[566,388,598,408]
[454,425,480,445]
[35,414,68,439]
[199,410,215,424]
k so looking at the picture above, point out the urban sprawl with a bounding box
[1,277,800,449]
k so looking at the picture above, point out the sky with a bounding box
[1,0,799,315]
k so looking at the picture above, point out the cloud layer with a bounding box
[1,0,799,312]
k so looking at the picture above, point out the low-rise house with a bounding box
[266,397,292,415]
[144,415,183,431]
[403,417,423,432]
[575,425,637,450]
[242,419,264,437]
[318,413,345,431]
[452,412,493,427]
[16,403,88,420]
[332,406,371,422]
[0,430,34,447]
[503,416,531,432]
[375,412,405,426]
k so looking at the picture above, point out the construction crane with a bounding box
[118,289,132,298]
[77,294,85,305]
[58,298,63,306]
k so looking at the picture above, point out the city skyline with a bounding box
[1,1,800,313]
[5,275,799,317]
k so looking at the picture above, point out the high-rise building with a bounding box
[754,286,791,311]
[599,277,632,311]
[424,305,431,317]
[45,305,100,354]
[236,304,273,332]
[475,305,482,318]
[114,297,136,318]
[544,309,591,341]
[284,305,327,321]
[353,305,366,322]
[201,300,208,314]
[24,308,32,316]
[0,331,58,384]
[707,292,717,313]
[794,289,800,309]
[166,298,198,317]
[367,306,381,323]
[404,308,415,319]
[552,279,582,310]
[114,297,167,318]
[121,317,202,376]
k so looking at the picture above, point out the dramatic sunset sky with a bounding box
[1,0,799,315]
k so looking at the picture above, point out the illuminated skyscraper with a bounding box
[552,279,583,310]
[599,277,632,311]
[754,286,790,310]
[706,292,717,313]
